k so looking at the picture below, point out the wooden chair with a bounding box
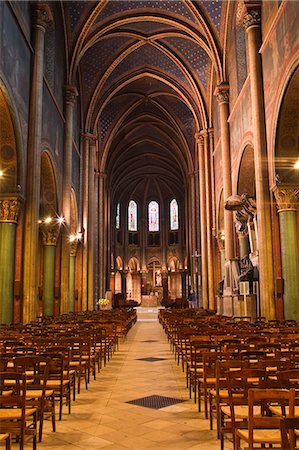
[235,388,296,450]
[280,417,299,450]
[41,353,71,420]
[0,433,11,450]
[0,372,37,450]
[13,355,55,442]
[220,367,267,450]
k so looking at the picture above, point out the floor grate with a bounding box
[126,395,186,409]
[136,357,166,362]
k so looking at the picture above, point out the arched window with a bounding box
[128,200,137,231]
[170,199,179,230]
[148,201,159,232]
[116,203,120,229]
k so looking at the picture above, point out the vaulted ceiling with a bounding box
[62,0,229,205]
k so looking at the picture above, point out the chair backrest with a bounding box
[280,417,299,450]
[247,388,296,448]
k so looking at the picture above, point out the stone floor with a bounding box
[20,308,232,449]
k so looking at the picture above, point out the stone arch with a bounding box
[40,151,58,219]
[0,86,18,193]
[127,256,140,273]
[237,145,255,197]
[274,66,299,185]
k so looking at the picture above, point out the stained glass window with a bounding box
[116,203,120,229]
[148,201,159,232]
[128,200,137,231]
[170,199,179,230]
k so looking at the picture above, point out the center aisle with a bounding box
[39,308,226,450]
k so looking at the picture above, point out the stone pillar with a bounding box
[141,271,147,296]
[81,134,89,311]
[162,271,168,299]
[98,172,106,298]
[122,270,128,297]
[273,186,299,320]
[243,1,275,319]
[22,4,52,323]
[69,238,78,313]
[195,132,208,309]
[40,223,59,316]
[204,131,216,310]
[87,136,97,311]
[214,84,234,262]
[60,85,78,314]
[0,196,22,323]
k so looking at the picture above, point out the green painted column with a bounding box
[273,186,299,320]
[40,223,59,316]
[69,239,78,312]
[0,196,21,324]
[42,245,56,316]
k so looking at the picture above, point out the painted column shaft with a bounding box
[81,135,89,311]
[197,134,208,309]
[23,5,51,323]
[204,133,215,310]
[60,86,77,314]
[88,139,96,310]
[42,245,55,316]
[217,95,234,261]
[69,255,76,312]
[243,6,275,319]
[279,210,299,319]
[0,223,16,323]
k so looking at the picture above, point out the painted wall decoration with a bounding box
[0,2,31,143]
[42,86,64,174]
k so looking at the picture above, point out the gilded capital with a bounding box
[34,4,53,29]
[70,239,78,257]
[195,130,207,144]
[40,223,60,246]
[0,196,22,223]
[214,83,229,104]
[81,133,97,143]
[273,185,299,212]
[242,1,262,30]
[65,85,78,105]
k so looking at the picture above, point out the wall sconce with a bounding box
[220,230,225,241]
[294,160,299,169]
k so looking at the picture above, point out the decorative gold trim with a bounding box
[40,223,60,246]
[0,195,22,223]
[273,185,299,212]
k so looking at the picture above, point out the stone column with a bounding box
[87,136,97,311]
[81,134,90,311]
[243,1,275,319]
[23,4,52,323]
[69,238,78,313]
[60,85,78,314]
[122,270,128,297]
[141,271,147,296]
[273,186,299,320]
[40,222,59,316]
[162,271,168,299]
[214,84,234,262]
[195,132,208,309]
[204,130,216,310]
[98,172,106,298]
[0,196,22,323]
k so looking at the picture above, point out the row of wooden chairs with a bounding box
[0,308,137,449]
[159,309,299,449]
